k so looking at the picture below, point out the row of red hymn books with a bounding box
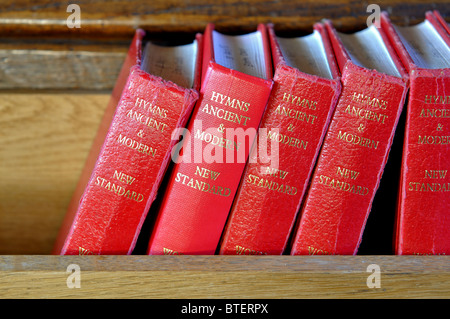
[53,11,450,256]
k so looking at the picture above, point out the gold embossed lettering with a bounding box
[424,95,450,104]
[247,174,297,195]
[308,246,332,255]
[267,129,308,150]
[194,128,241,151]
[78,247,95,255]
[420,108,450,118]
[352,92,388,110]
[318,174,369,195]
[418,135,450,145]
[135,97,168,118]
[336,166,360,180]
[408,181,450,192]
[163,247,183,255]
[273,104,317,124]
[175,172,231,197]
[117,133,157,156]
[424,169,447,179]
[343,104,388,124]
[264,167,289,179]
[201,103,250,126]
[235,245,267,255]
[337,130,379,149]
[195,166,221,181]
[210,91,249,112]
[113,170,136,185]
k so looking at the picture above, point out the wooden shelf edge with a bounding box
[0,255,448,272]
[0,255,448,298]
[0,0,449,38]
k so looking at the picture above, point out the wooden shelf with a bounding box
[0,0,449,300]
[0,0,449,37]
[0,255,448,298]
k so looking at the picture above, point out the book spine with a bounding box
[433,10,450,35]
[147,62,273,255]
[219,64,341,255]
[60,68,198,255]
[396,69,450,255]
[53,30,145,254]
[290,63,407,255]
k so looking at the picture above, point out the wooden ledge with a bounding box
[0,0,448,39]
[0,255,448,298]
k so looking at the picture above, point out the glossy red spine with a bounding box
[381,12,450,255]
[433,10,450,35]
[290,20,409,255]
[54,30,201,255]
[219,23,341,255]
[147,24,273,255]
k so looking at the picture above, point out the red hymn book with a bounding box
[54,30,202,255]
[290,20,409,255]
[219,23,342,255]
[147,23,273,255]
[434,10,450,36]
[381,12,450,255]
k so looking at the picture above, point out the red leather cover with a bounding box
[54,30,201,255]
[147,24,273,255]
[433,10,450,35]
[219,23,341,255]
[381,12,450,255]
[53,30,144,254]
[290,20,408,255]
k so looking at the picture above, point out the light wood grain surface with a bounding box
[0,255,448,298]
[0,45,127,90]
[0,0,448,37]
[0,92,109,254]
[0,1,448,90]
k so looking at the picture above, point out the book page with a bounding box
[141,40,197,88]
[276,30,333,79]
[338,26,401,77]
[394,20,450,69]
[213,30,267,79]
